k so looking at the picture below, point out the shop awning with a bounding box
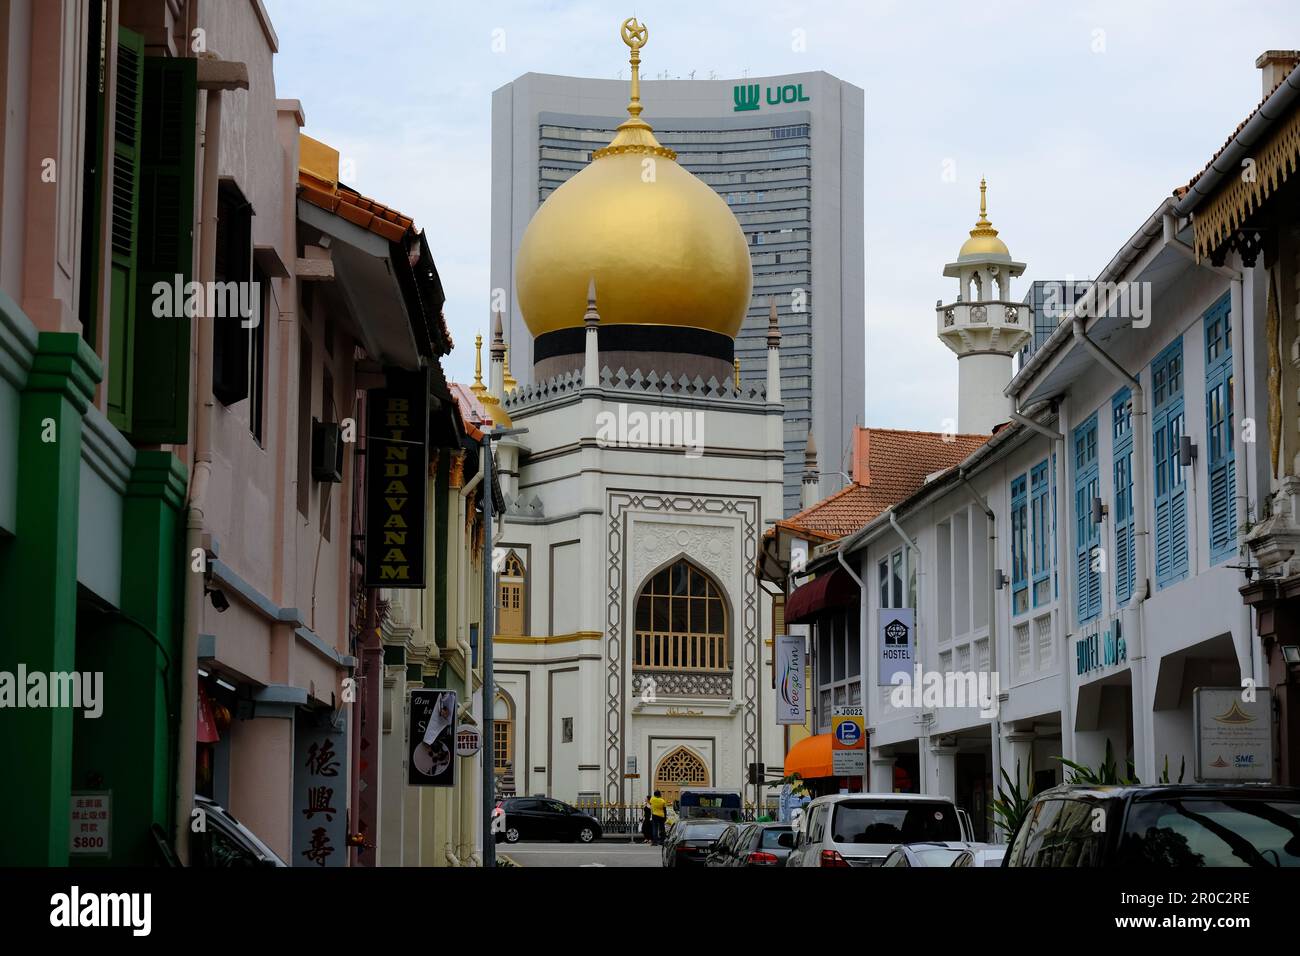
[785,566,859,624]
[785,733,835,780]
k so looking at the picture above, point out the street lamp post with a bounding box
[480,425,526,867]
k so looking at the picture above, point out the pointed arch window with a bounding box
[497,551,526,637]
[633,559,728,672]
[493,690,515,780]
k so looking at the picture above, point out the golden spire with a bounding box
[970,177,998,239]
[733,357,741,390]
[592,18,676,161]
[470,333,486,397]
[503,345,518,393]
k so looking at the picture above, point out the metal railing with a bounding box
[572,800,782,836]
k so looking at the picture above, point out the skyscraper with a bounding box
[491,71,864,513]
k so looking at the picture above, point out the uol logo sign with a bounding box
[733,82,811,112]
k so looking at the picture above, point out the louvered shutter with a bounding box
[106,28,144,431]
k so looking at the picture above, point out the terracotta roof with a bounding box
[449,382,491,441]
[773,427,990,542]
[298,179,414,243]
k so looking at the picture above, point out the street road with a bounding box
[501,841,662,867]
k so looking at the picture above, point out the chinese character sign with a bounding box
[293,711,348,867]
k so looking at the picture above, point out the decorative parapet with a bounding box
[632,668,733,699]
[502,365,767,413]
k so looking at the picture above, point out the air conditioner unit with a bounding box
[311,420,343,482]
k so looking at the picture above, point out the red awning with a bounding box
[785,566,859,624]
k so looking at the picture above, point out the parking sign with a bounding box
[832,706,865,775]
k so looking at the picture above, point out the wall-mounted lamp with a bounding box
[205,585,230,613]
[1179,435,1197,467]
[1091,497,1107,525]
[1282,645,1300,666]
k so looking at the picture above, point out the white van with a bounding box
[786,793,971,867]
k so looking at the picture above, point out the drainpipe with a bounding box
[459,452,484,861]
[1010,407,1071,764]
[1163,214,1257,685]
[886,512,928,791]
[176,83,223,865]
[836,546,868,792]
[957,468,1003,839]
[1073,316,1152,780]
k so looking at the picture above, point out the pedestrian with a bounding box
[649,789,667,845]
[640,797,653,844]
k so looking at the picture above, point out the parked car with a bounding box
[786,793,969,867]
[663,818,729,867]
[191,795,287,867]
[882,841,980,867]
[956,843,1007,867]
[705,824,746,866]
[495,796,603,844]
[730,822,795,867]
[1003,784,1300,867]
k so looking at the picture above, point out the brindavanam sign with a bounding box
[364,368,429,587]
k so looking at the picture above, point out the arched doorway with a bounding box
[653,746,709,806]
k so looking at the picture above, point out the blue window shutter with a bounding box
[1152,338,1188,588]
[1073,413,1100,625]
[1205,294,1236,564]
[1112,388,1134,605]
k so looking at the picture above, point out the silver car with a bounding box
[786,793,970,867]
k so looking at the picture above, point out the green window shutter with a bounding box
[129,54,197,444]
[106,27,144,432]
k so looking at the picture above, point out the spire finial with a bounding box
[584,277,601,327]
[976,177,991,228]
[767,297,781,349]
[471,333,486,397]
[503,344,518,393]
[491,309,506,356]
[733,357,741,390]
[593,19,676,160]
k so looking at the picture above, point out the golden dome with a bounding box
[515,19,752,339]
[958,178,1010,260]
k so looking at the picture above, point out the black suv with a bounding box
[1004,784,1300,867]
[496,797,603,844]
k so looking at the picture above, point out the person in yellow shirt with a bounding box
[649,791,667,845]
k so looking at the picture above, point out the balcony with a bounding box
[936,299,1032,356]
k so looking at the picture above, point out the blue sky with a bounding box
[264,0,1296,430]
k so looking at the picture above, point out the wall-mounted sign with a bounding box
[293,711,347,867]
[455,724,481,758]
[776,633,806,725]
[733,82,811,112]
[70,791,111,856]
[364,367,429,587]
[1075,618,1127,678]
[409,689,457,787]
[832,706,865,775]
[878,608,914,686]
[1194,687,1273,782]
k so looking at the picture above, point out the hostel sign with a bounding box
[364,368,429,587]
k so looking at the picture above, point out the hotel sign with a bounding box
[775,633,805,725]
[1194,687,1273,783]
[1075,617,1127,679]
[364,368,429,588]
[733,82,811,112]
[878,609,914,686]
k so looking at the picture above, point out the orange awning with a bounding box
[785,733,835,779]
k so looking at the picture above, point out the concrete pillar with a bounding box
[1,332,99,864]
[929,742,959,799]
[870,754,894,793]
[1003,731,1036,791]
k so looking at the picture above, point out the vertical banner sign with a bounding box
[293,711,347,867]
[1193,687,1273,782]
[775,633,806,725]
[409,689,457,787]
[831,706,866,775]
[878,608,915,686]
[365,368,430,587]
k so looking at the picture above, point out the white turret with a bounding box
[936,179,1030,435]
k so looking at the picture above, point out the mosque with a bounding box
[466,18,787,807]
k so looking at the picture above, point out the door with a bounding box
[653,746,709,807]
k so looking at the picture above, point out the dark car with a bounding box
[1004,784,1300,867]
[725,822,794,867]
[496,796,603,844]
[705,824,746,867]
[663,819,729,867]
[190,796,287,867]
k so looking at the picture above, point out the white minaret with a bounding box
[936,179,1030,435]
[800,427,820,510]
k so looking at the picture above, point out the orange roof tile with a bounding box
[774,427,990,542]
